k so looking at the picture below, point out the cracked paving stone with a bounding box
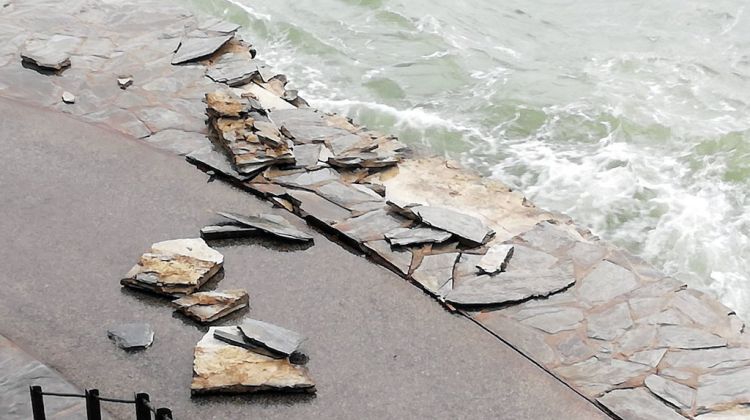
[412,205,494,247]
[314,180,384,213]
[476,244,514,275]
[362,240,413,276]
[629,348,667,368]
[410,252,459,296]
[555,357,653,396]
[107,323,154,350]
[656,325,728,350]
[121,238,224,296]
[206,53,258,86]
[271,168,340,188]
[445,262,575,306]
[476,313,556,365]
[333,208,410,243]
[238,319,306,356]
[384,226,452,247]
[218,211,313,242]
[577,260,639,305]
[283,189,352,225]
[172,31,234,65]
[696,367,750,411]
[173,289,249,323]
[512,305,584,334]
[143,129,208,156]
[587,302,633,340]
[191,327,315,395]
[598,387,685,420]
[662,348,750,370]
[644,374,695,410]
[200,223,257,240]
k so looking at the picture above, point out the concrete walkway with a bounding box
[0,98,608,419]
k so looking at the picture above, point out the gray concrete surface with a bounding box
[0,97,608,419]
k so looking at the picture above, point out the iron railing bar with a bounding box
[40,392,86,398]
[97,396,136,404]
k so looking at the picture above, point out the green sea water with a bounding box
[188,0,750,318]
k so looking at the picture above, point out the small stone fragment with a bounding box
[200,224,257,240]
[476,244,514,275]
[173,290,249,323]
[644,374,695,410]
[238,319,306,356]
[218,211,313,242]
[120,238,224,296]
[598,388,685,420]
[191,327,315,394]
[117,75,133,89]
[412,206,494,246]
[61,91,75,104]
[385,227,452,247]
[107,323,154,350]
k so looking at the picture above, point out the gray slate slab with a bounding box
[186,146,255,181]
[644,374,695,410]
[238,319,306,356]
[656,326,728,350]
[107,323,154,350]
[333,209,410,243]
[385,227,451,247]
[597,388,685,420]
[218,211,313,242]
[445,264,575,306]
[205,54,258,86]
[172,32,233,65]
[476,244,514,274]
[411,252,459,296]
[200,224,257,240]
[363,240,413,276]
[696,367,750,410]
[412,206,493,246]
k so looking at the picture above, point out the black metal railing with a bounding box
[30,385,173,420]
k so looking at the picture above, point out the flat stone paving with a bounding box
[1,0,750,419]
[0,97,607,419]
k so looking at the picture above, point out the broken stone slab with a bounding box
[597,388,686,420]
[411,206,494,247]
[476,244,514,275]
[238,319,306,356]
[206,53,258,87]
[172,31,234,65]
[198,18,242,34]
[384,227,452,247]
[20,37,72,70]
[191,327,315,394]
[283,189,352,226]
[200,223,257,240]
[213,328,283,358]
[644,374,695,411]
[173,289,249,323]
[186,146,256,182]
[314,181,384,213]
[270,168,340,188]
[121,238,224,296]
[410,252,459,296]
[218,211,313,242]
[61,91,75,104]
[332,208,411,243]
[205,90,258,118]
[107,323,154,350]
[445,263,575,306]
[629,348,667,368]
[362,240,413,277]
[696,367,750,411]
[657,325,728,350]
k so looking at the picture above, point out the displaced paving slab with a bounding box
[173,289,249,323]
[107,323,155,350]
[191,327,314,395]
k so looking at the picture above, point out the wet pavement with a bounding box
[0,98,608,418]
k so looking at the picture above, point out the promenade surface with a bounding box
[0,97,608,419]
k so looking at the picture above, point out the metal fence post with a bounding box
[156,407,172,420]
[85,389,102,420]
[29,385,47,420]
[135,393,151,420]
